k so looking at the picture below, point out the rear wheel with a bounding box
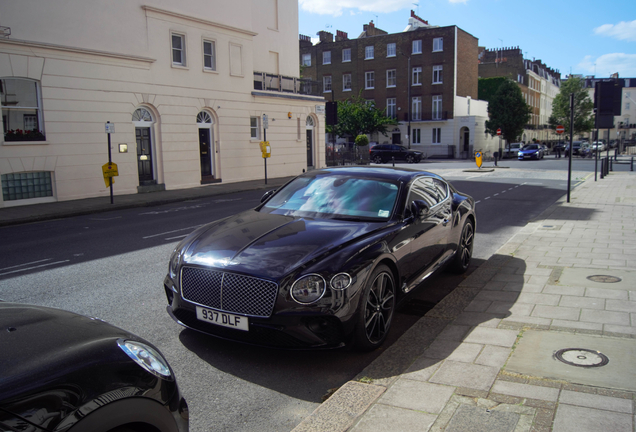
[354,265,395,351]
[449,220,474,274]
[372,155,383,164]
[406,155,415,163]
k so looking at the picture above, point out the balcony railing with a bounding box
[253,72,323,97]
[405,111,449,122]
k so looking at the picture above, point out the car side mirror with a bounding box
[260,189,276,203]
[410,200,429,219]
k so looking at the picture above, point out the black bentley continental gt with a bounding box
[0,302,189,432]
[164,167,475,350]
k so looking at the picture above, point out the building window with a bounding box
[250,116,260,140]
[433,37,443,52]
[386,69,396,88]
[412,128,421,145]
[343,73,352,91]
[412,67,422,86]
[432,128,441,144]
[323,75,332,92]
[322,51,331,65]
[433,65,443,84]
[1,171,53,201]
[412,40,422,54]
[432,96,442,120]
[342,48,351,62]
[626,102,631,111]
[365,71,375,89]
[412,97,421,121]
[172,33,186,66]
[386,98,396,118]
[1,78,46,141]
[302,53,311,66]
[203,40,216,71]
[387,43,396,57]
[365,46,374,60]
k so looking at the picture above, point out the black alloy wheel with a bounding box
[406,155,415,163]
[354,265,395,351]
[450,220,474,274]
[372,155,383,164]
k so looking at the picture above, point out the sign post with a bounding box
[262,114,269,184]
[567,96,574,203]
[496,128,502,165]
[104,121,116,204]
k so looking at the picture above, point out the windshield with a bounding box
[522,144,540,150]
[260,175,399,220]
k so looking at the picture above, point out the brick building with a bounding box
[300,11,496,159]
[478,47,562,144]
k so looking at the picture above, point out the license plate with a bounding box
[196,306,249,331]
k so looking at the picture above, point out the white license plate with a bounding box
[196,306,249,331]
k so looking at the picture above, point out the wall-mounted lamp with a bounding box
[118,143,128,153]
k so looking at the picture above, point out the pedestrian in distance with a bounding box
[556,145,561,158]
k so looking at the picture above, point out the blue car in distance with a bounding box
[518,143,544,160]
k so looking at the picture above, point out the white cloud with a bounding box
[578,53,636,77]
[299,0,425,17]
[594,20,636,42]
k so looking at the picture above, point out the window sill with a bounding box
[2,140,50,146]
[387,85,396,89]
[386,55,396,58]
[203,68,218,74]
[342,60,351,63]
[412,52,422,55]
[343,89,352,92]
[412,84,422,87]
[432,82,442,85]
[171,64,189,70]
[432,50,443,53]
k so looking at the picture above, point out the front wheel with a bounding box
[449,220,474,274]
[354,265,396,351]
[406,155,415,163]
[372,155,383,164]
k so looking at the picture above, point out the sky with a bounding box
[298,0,636,79]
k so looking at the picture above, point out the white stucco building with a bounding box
[0,0,325,208]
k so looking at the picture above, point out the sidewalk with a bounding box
[294,171,636,432]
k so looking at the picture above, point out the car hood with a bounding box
[180,210,385,279]
[519,148,539,153]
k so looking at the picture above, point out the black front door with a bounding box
[306,129,313,167]
[199,128,212,178]
[392,133,401,144]
[136,127,154,184]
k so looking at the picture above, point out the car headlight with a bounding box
[118,339,173,379]
[330,273,352,290]
[290,274,326,304]
[168,249,182,278]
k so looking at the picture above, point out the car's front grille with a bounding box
[180,267,278,318]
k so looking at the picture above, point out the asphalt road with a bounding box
[0,161,594,431]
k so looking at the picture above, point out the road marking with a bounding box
[0,260,71,276]
[90,216,122,221]
[0,258,53,271]
[485,196,491,200]
[143,225,204,239]
[494,193,499,196]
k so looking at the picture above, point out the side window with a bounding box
[407,178,439,210]
[433,178,448,201]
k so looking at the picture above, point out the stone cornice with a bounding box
[142,6,258,37]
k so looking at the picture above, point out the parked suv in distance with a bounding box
[370,144,424,164]
[502,143,523,158]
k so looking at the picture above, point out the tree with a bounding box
[326,93,397,144]
[485,79,532,149]
[548,76,594,137]
[478,77,507,103]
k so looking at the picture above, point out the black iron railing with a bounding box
[254,72,323,97]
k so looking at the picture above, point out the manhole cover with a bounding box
[554,348,609,368]
[586,275,622,283]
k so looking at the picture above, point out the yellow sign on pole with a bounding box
[259,141,271,158]
[102,162,119,187]
[474,151,483,168]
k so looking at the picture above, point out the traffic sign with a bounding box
[496,128,501,136]
[556,125,565,134]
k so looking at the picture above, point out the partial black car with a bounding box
[164,167,475,351]
[0,302,188,432]
[370,144,423,164]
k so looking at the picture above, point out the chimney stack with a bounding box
[317,30,333,43]
[335,30,348,41]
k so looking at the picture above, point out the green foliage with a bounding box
[326,93,398,140]
[354,134,369,147]
[548,76,594,136]
[478,77,507,103]
[485,79,532,145]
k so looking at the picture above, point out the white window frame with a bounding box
[412,97,421,121]
[365,71,375,90]
[412,67,422,86]
[432,65,443,84]
[171,32,187,66]
[203,39,216,71]
[365,46,374,60]
[342,48,351,62]
[386,98,396,119]
[323,75,332,92]
[250,116,260,140]
[412,40,422,54]
[432,128,441,144]
[386,69,396,88]
[412,128,421,145]
[387,43,396,57]
[343,73,352,91]
[1,78,46,142]
[301,53,311,66]
[432,96,442,120]
[322,51,331,65]
[433,37,443,52]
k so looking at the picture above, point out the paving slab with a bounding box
[350,404,437,432]
[429,360,499,391]
[445,404,520,432]
[556,268,636,290]
[558,390,633,413]
[552,404,633,432]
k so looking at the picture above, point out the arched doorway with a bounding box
[306,116,315,168]
[391,127,401,144]
[460,126,470,158]
[132,108,156,185]
[196,111,216,183]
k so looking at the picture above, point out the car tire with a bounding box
[354,264,395,351]
[372,155,383,164]
[406,155,415,163]
[449,219,474,274]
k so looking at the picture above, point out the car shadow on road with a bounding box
[177,255,522,403]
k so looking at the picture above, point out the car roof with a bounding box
[302,166,444,184]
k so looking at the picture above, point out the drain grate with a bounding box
[586,275,622,283]
[554,348,609,368]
